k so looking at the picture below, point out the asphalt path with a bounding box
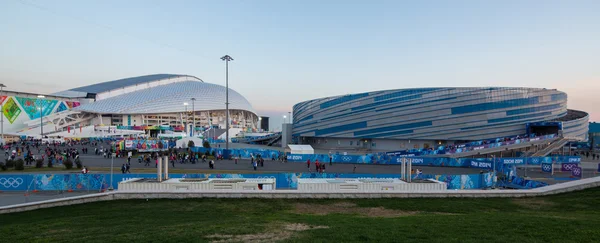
[73,153,483,175]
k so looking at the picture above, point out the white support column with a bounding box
[163,156,169,180]
[407,158,412,183]
[401,157,406,181]
[157,157,163,182]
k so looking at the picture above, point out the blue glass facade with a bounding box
[293,87,588,142]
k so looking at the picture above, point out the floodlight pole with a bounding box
[183,103,189,135]
[221,55,234,152]
[37,95,45,138]
[191,98,196,137]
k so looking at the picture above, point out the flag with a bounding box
[68,126,70,133]
[572,167,582,178]
[541,163,553,173]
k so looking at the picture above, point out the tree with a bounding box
[15,159,24,170]
[35,159,44,168]
[188,140,195,148]
[203,140,211,149]
[64,158,74,170]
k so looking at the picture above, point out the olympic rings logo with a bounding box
[342,156,352,162]
[0,177,24,188]
[542,164,552,171]
[572,168,581,176]
[563,163,576,170]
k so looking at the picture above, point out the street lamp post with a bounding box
[288,112,291,124]
[0,84,5,144]
[37,95,45,138]
[191,98,196,137]
[183,102,189,136]
[258,117,262,132]
[221,55,234,152]
[283,115,287,124]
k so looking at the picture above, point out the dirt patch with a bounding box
[206,232,293,243]
[205,223,328,243]
[284,223,329,231]
[512,198,557,209]
[293,202,418,218]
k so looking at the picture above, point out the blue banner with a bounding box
[541,163,553,173]
[191,147,284,160]
[499,158,526,165]
[0,172,497,191]
[286,153,580,169]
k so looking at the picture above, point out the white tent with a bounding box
[176,137,204,149]
[285,144,314,154]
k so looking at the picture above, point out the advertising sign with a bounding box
[561,163,578,172]
[571,167,582,178]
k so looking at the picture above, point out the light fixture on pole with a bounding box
[37,95,45,138]
[283,115,287,124]
[183,102,189,135]
[0,84,5,144]
[221,55,234,152]
[191,98,196,137]
[258,117,262,132]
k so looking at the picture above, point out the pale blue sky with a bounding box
[1,0,599,129]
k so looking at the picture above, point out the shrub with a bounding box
[48,159,53,168]
[188,140,195,148]
[15,159,24,171]
[35,159,44,168]
[0,162,6,171]
[211,151,216,157]
[5,159,15,168]
[205,151,210,156]
[203,141,211,149]
[75,158,83,169]
[64,158,74,170]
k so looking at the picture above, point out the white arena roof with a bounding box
[67,75,254,115]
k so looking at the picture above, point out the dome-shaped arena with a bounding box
[52,74,258,134]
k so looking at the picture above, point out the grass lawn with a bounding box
[2,188,600,242]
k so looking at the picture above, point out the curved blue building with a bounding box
[292,88,588,151]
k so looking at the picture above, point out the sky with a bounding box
[1,0,599,130]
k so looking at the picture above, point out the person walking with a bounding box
[253,160,258,171]
[127,156,131,165]
[307,159,311,170]
[125,163,131,174]
[329,154,333,166]
[121,164,126,174]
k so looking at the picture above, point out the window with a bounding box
[350,141,353,145]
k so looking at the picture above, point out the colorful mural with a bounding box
[56,102,68,113]
[3,97,22,124]
[65,101,80,109]
[15,97,58,120]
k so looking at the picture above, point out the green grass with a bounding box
[2,188,600,242]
